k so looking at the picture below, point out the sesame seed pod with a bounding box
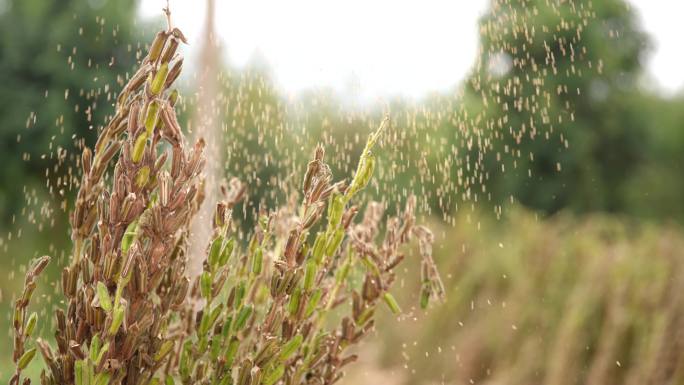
[305,289,323,318]
[179,341,192,380]
[154,340,174,362]
[304,259,316,291]
[144,101,161,135]
[74,359,84,385]
[252,247,263,275]
[234,305,252,331]
[279,334,303,361]
[150,64,169,95]
[148,31,168,62]
[88,336,101,364]
[325,228,345,257]
[311,233,326,263]
[131,132,148,163]
[327,193,345,228]
[263,364,285,385]
[160,38,179,64]
[167,89,180,107]
[288,287,301,316]
[24,312,37,337]
[30,256,50,277]
[93,372,110,385]
[219,238,235,266]
[200,272,212,300]
[135,166,151,188]
[210,338,222,361]
[200,304,223,335]
[235,282,246,308]
[95,342,109,366]
[165,59,183,87]
[120,222,137,255]
[224,337,239,366]
[108,307,124,336]
[221,316,233,338]
[382,293,401,315]
[208,236,224,271]
[96,282,112,312]
[17,348,36,370]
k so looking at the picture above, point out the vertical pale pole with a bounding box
[188,0,221,278]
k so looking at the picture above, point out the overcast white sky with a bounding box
[139,0,684,101]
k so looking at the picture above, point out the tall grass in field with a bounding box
[364,209,684,385]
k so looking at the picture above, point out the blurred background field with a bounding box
[2,0,684,383]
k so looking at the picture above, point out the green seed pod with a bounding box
[235,282,246,308]
[168,89,180,107]
[89,335,101,362]
[109,307,124,335]
[135,166,151,188]
[279,334,303,361]
[224,337,239,366]
[234,305,252,331]
[200,304,223,335]
[355,307,374,326]
[165,377,175,385]
[288,287,301,316]
[121,221,137,255]
[325,228,345,257]
[131,132,148,163]
[179,341,192,380]
[24,312,37,337]
[95,342,109,366]
[17,348,36,370]
[304,259,316,291]
[144,101,160,135]
[160,38,179,63]
[327,192,345,227]
[96,282,112,312]
[210,337,222,361]
[94,372,110,385]
[311,233,327,263]
[349,153,375,197]
[263,364,285,385]
[148,31,167,62]
[221,315,233,338]
[74,359,84,385]
[208,236,224,271]
[147,378,160,385]
[305,289,323,318]
[252,247,263,275]
[150,63,169,95]
[219,238,235,266]
[200,272,213,300]
[383,293,401,315]
[154,340,174,362]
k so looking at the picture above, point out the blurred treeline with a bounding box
[1,0,683,231]
[2,0,684,383]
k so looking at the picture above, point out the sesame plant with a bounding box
[9,16,444,385]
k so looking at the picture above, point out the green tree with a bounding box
[445,0,651,215]
[0,0,140,223]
